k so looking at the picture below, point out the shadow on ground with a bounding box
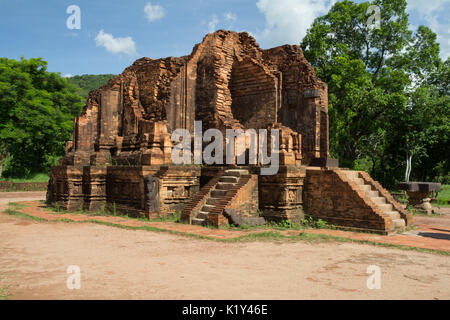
[417,232,450,241]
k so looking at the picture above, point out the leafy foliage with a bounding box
[0,57,84,177]
[67,74,115,100]
[301,0,449,187]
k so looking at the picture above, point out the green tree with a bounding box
[301,0,449,187]
[67,74,115,100]
[0,57,84,177]
[387,26,446,183]
[391,56,450,183]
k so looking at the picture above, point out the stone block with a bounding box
[223,208,266,227]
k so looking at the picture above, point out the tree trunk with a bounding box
[405,153,412,182]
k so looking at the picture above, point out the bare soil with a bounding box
[0,193,449,300]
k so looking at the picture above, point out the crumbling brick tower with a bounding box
[48,30,412,234]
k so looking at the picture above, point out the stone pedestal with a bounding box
[406,192,433,215]
[398,182,441,215]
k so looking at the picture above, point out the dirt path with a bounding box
[413,210,450,229]
[0,193,449,300]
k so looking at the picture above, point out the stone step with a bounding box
[216,182,235,190]
[371,196,386,205]
[219,176,238,183]
[366,190,378,197]
[385,211,400,220]
[211,189,227,197]
[378,203,393,213]
[359,184,372,192]
[344,171,359,180]
[354,178,365,185]
[206,197,221,205]
[223,169,249,177]
[197,211,209,219]
[192,218,205,226]
[201,204,215,212]
[392,218,405,229]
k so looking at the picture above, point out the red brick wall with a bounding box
[229,59,277,129]
[304,168,390,233]
[224,174,259,217]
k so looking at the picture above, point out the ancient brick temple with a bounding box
[48,30,413,234]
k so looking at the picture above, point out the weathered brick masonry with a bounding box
[48,30,412,233]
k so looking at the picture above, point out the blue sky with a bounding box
[1,0,448,77]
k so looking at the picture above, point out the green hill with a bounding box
[67,74,116,100]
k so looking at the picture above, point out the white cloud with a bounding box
[407,0,450,59]
[208,14,219,33]
[255,0,335,48]
[407,0,445,16]
[206,12,237,33]
[63,73,73,78]
[95,30,137,56]
[144,2,165,22]
[224,12,237,24]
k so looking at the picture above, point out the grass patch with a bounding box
[0,173,49,183]
[432,184,450,207]
[0,272,10,300]
[0,285,10,300]
[149,211,182,223]
[224,217,333,231]
[267,220,304,230]
[4,208,48,222]
[44,202,183,223]
[7,202,27,209]
[0,173,49,191]
[5,207,77,224]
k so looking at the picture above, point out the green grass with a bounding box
[0,285,9,300]
[0,272,11,300]
[7,202,27,209]
[148,211,182,223]
[42,201,182,223]
[433,184,450,207]
[0,173,49,183]
[224,217,333,231]
[6,203,449,256]
[4,208,48,222]
[0,173,49,192]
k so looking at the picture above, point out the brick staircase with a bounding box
[188,169,250,226]
[343,170,406,232]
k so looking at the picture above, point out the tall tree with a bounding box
[0,57,84,177]
[301,0,449,187]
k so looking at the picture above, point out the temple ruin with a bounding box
[47,30,413,234]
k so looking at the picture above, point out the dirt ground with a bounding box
[0,192,449,300]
